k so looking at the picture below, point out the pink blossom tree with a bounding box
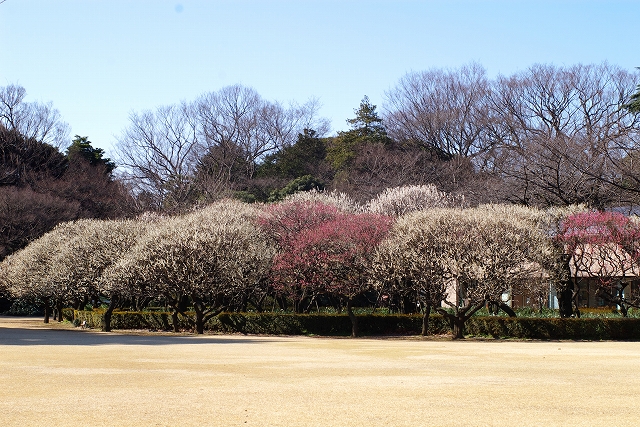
[258,200,343,312]
[259,200,393,336]
[558,211,640,316]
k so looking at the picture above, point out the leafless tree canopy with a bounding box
[383,63,640,208]
[485,63,640,207]
[384,63,492,160]
[0,84,70,149]
[116,85,329,211]
[116,101,200,211]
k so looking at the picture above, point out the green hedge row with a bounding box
[71,310,640,340]
[72,310,450,335]
[464,316,640,340]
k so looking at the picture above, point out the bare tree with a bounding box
[330,141,490,204]
[117,85,328,210]
[0,126,132,260]
[116,101,200,212]
[485,63,640,208]
[195,85,329,196]
[0,187,80,261]
[0,84,70,148]
[383,63,492,160]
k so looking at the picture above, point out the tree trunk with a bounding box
[56,300,64,322]
[193,301,205,334]
[102,296,118,332]
[558,287,574,318]
[498,302,517,317]
[43,302,50,324]
[171,310,180,332]
[618,287,628,317]
[76,296,88,311]
[303,295,317,314]
[421,305,431,336]
[346,299,358,338]
[619,304,629,317]
[402,294,416,314]
[437,302,484,339]
[249,293,266,313]
[452,317,465,340]
[558,254,575,318]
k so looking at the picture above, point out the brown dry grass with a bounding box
[1,316,639,426]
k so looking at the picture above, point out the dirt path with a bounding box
[1,316,639,426]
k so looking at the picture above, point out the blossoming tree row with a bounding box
[2,185,639,337]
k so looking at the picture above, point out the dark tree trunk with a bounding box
[487,300,499,315]
[498,302,517,317]
[293,288,309,314]
[597,286,630,317]
[558,287,574,318]
[43,301,50,324]
[451,317,465,340]
[239,294,248,312]
[617,287,628,317]
[346,299,358,338]
[558,254,575,318]
[302,295,317,314]
[193,303,205,334]
[276,295,287,311]
[76,296,88,311]
[249,293,267,313]
[402,294,417,314]
[619,304,629,317]
[437,302,485,339]
[421,305,431,336]
[102,296,119,332]
[56,300,64,322]
[171,310,180,332]
[166,294,190,332]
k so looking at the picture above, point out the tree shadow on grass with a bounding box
[0,325,279,346]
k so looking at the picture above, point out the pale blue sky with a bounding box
[1,0,637,157]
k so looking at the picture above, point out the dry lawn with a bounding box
[1,316,639,426]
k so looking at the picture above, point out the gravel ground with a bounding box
[1,316,639,427]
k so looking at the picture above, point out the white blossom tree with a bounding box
[0,220,91,322]
[373,205,554,338]
[0,218,147,325]
[364,184,465,217]
[100,199,275,333]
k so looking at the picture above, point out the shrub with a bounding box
[464,316,640,340]
[71,310,640,340]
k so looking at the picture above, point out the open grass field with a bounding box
[1,316,639,426]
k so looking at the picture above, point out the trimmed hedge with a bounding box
[71,310,640,340]
[74,310,191,331]
[72,310,450,335]
[215,312,451,336]
[464,316,640,340]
